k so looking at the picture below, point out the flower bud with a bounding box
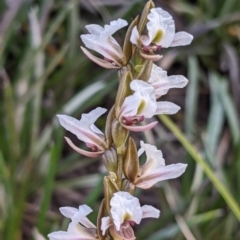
[122,16,139,65]
[103,176,119,214]
[111,119,129,151]
[138,0,155,34]
[97,199,107,239]
[115,70,132,117]
[123,137,139,182]
[135,60,153,82]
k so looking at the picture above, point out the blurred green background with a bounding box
[0,0,240,239]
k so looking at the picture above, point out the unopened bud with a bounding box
[123,137,139,182]
[112,119,129,150]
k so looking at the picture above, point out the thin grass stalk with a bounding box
[159,115,240,221]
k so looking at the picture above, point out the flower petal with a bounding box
[155,101,180,115]
[143,8,175,47]
[80,19,127,65]
[130,26,140,46]
[101,216,112,235]
[119,95,141,119]
[122,121,158,132]
[57,107,107,150]
[85,24,104,36]
[70,206,96,229]
[170,31,193,47]
[60,207,79,219]
[138,141,165,176]
[141,205,160,219]
[112,222,136,240]
[101,19,128,38]
[149,64,188,98]
[110,192,142,231]
[135,163,187,189]
[48,231,95,240]
[65,137,104,158]
[130,80,156,118]
[153,75,188,98]
[80,47,120,69]
[139,51,163,61]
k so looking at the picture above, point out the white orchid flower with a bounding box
[133,141,187,189]
[80,19,128,69]
[130,8,193,59]
[149,64,188,99]
[118,80,180,132]
[57,107,107,158]
[101,191,160,240]
[48,205,97,240]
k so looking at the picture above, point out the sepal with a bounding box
[97,199,107,240]
[123,137,139,182]
[105,106,116,148]
[112,119,129,151]
[135,60,153,82]
[81,47,120,69]
[103,176,119,214]
[138,0,155,34]
[115,70,132,117]
[123,16,139,65]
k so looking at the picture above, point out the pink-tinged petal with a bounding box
[170,31,193,47]
[130,26,140,46]
[113,222,136,240]
[138,141,165,176]
[101,216,112,235]
[81,47,120,69]
[122,121,158,132]
[60,207,78,219]
[67,220,96,236]
[151,74,189,98]
[155,101,180,115]
[110,192,142,231]
[80,19,127,66]
[48,231,95,240]
[135,163,187,189]
[57,107,107,150]
[141,205,160,219]
[65,137,104,158]
[139,51,163,61]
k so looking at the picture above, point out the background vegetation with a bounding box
[0,0,240,239]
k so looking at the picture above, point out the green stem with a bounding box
[117,153,123,188]
[159,115,240,222]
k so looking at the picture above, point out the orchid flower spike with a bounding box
[48,205,97,240]
[130,8,193,60]
[149,64,188,99]
[132,141,187,189]
[80,19,128,69]
[57,107,107,158]
[118,80,180,132]
[101,191,160,240]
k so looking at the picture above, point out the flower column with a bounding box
[48,1,193,240]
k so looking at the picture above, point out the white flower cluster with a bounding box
[50,5,192,240]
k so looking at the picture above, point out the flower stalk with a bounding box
[49,1,193,239]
